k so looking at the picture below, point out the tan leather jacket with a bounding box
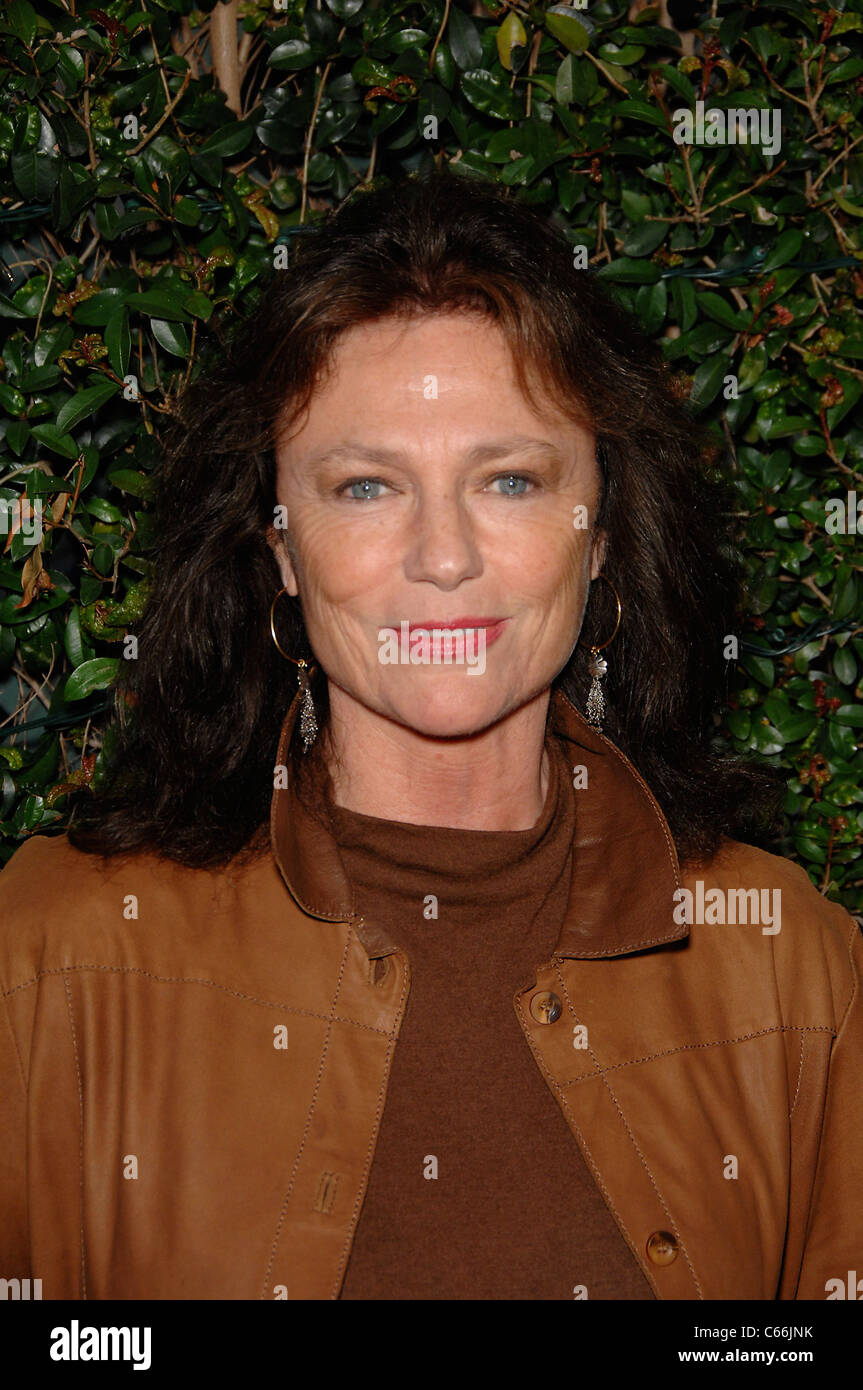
[1,688,861,1300]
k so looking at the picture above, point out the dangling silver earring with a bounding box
[580,575,621,731]
[269,586,318,753]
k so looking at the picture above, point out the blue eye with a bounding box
[492,474,530,496]
[344,479,385,500]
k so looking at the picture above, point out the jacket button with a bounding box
[646,1231,679,1266]
[529,991,562,1024]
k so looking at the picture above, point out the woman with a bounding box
[1,171,860,1301]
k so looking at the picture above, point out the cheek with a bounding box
[288,508,395,612]
[504,525,590,603]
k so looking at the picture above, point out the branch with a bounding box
[211,0,241,115]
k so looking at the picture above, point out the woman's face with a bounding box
[270,311,604,739]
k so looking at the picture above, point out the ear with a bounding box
[589,527,608,582]
[265,525,300,597]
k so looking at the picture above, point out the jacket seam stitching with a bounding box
[0,978,27,1095]
[259,921,354,1300]
[788,1033,806,1121]
[835,916,861,1037]
[553,963,703,1299]
[330,955,411,1298]
[556,1023,836,1084]
[557,932,686,956]
[63,973,87,1301]
[2,965,391,1037]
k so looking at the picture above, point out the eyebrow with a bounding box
[304,436,567,470]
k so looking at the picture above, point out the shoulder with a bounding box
[0,831,274,992]
[681,838,861,1028]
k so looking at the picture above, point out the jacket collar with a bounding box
[270,685,685,960]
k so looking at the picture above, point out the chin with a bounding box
[383,679,512,740]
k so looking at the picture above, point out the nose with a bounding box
[402,490,484,590]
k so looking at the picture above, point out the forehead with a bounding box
[290,311,579,435]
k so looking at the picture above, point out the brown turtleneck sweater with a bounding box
[296,732,654,1300]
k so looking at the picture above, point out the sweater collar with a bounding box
[270,685,685,960]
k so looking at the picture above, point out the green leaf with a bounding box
[670,277,697,332]
[29,425,79,459]
[740,653,775,688]
[794,835,827,865]
[738,344,767,391]
[834,573,859,622]
[496,13,527,72]
[557,55,597,107]
[824,57,863,86]
[5,421,30,456]
[760,230,804,273]
[149,318,190,357]
[55,380,122,434]
[142,135,190,189]
[14,794,44,833]
[104,307,131,377]
[7,0,37,47]
[64,658,120,702]
[622,221,667,257]
[324,0,364,16]
[86,497,124,524]
[106,469,154,499]
[597,42,644,65]
[460,70,519,121]
[432,41,456,89]
[634,279,667,335]
[182,291,213,320]
[269,40,317,70]
[763,694,816,742]
[51,162,96,232]
[832,190,863,219]
[835,705,863,728]
[725,708,751,741]
[56,45,84,92]
[307,153,335,183]
[11,150,59,200]
[833,647,857,686]
[448,6,483,69]
[102,208,160,242]
[200,123,255,158]
[129,292,192,323]
[611,100,668,132]
[690,354,730,410]
[0,382,26,416]
[72,288,127,327]
[596,257,661,284]
[695,292,747,331]
[545,7,591,55]
[64,606,94,668]
[0,293,29,320]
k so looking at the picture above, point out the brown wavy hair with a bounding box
[67,169,779,867]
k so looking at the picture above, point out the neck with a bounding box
[321,685,552,830]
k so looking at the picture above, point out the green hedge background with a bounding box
[0,0,861,908]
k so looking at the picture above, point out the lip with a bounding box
[403,618,509,649]
[407,618,504,631]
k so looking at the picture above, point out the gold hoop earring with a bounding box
[579,574,622,730]
[269,586,318,753]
